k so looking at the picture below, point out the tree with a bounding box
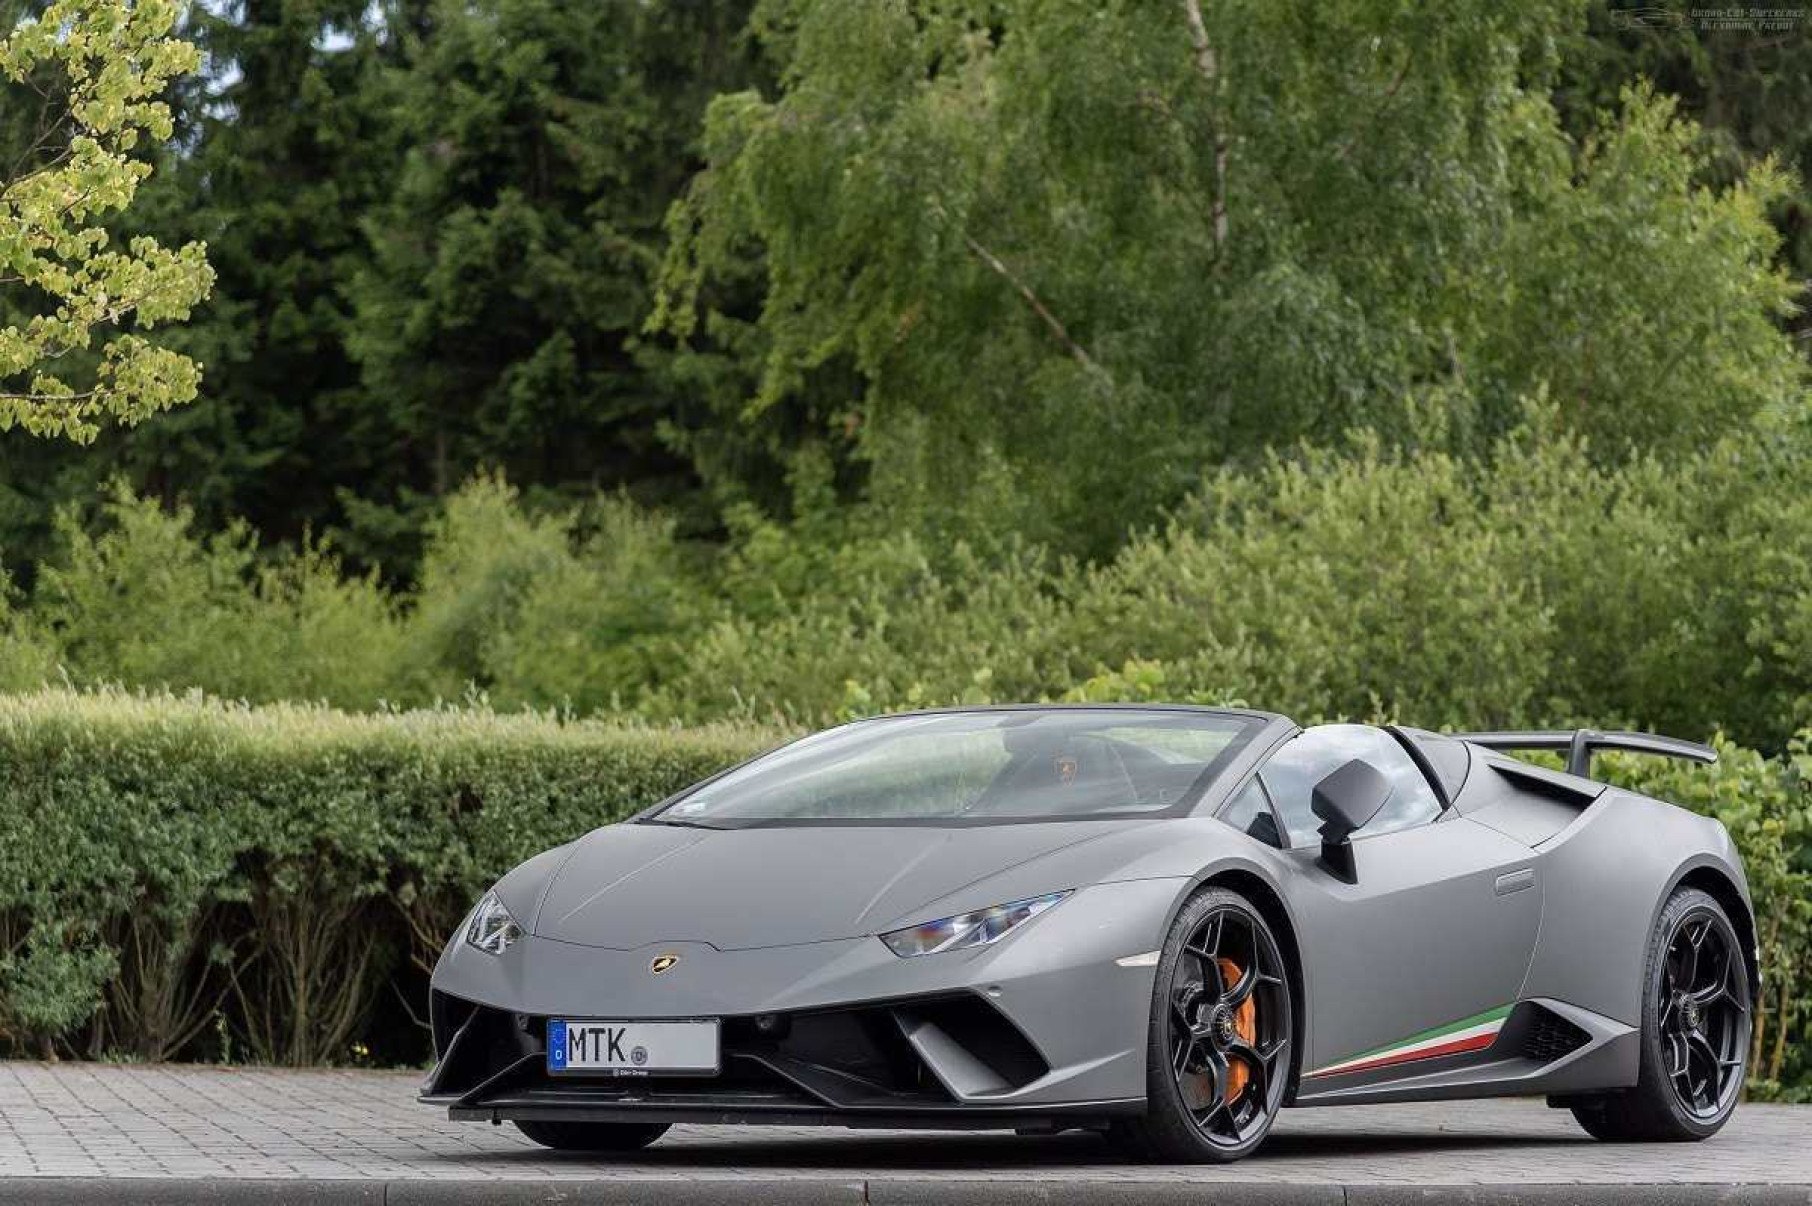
[1558,2,1812,346]
[93,0,401,547]
[0,1,414,571]
[1,0,760,578]
[0,0,213,442]
[655,0,1804,557]
[339,0,759,571]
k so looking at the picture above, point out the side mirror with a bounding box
[1311,759,1393,883]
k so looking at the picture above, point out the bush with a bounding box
[644,515,1070,725]
[0,688,778,1064]
[4,420,1808,759]
[402,476,578,705]
[1060,432,1561,730]
[31,487,408,710]
[0,576,56,695]
[482,493,715,714]
[651,417,1812,750]
[1055,418,1812,747]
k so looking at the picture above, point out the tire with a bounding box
[1111,886,1294,1163]
[1569,886,1750,1143]
[512,1119,670,1153]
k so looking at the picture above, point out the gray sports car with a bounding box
[421,705,1755,1162]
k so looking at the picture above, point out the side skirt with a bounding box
[1289,998,1637,1107]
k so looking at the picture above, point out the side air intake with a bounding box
[1520,1007,1592,1064]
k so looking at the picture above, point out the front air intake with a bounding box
[892,995,1050,1097]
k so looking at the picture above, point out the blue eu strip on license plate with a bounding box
[547,1019,569,1071]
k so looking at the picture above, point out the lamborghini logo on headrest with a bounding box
[649,954,680,975]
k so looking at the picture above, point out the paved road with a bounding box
[0,1062,1804,1203]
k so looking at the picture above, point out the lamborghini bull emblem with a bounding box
[1055,754,1078,785]
[649,953,680,975]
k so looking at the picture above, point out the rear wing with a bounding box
[1452,729,1717,780]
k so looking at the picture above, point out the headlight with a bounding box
[464,891,523,956]
[879,891,1070,958]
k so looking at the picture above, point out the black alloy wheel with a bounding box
[1569,886,1750,1142]
[1656,902,1749,1120]
[1113,886,1294,1162]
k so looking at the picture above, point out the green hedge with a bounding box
[0,689,1803,1094]
[0,689,779,1065]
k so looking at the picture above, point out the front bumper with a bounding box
[420,877,1180,1126]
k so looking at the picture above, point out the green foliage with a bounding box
[403,475,576,701]
[634,413,1812,752]
[484,496,712,714]
[7,411,1809,751]
[32,484,406,709]
[1075,415,1812,748]
[647,522,1065,725]
[0,0,1801,574]
[0,688,776,1062]
[657,0,1804,556]
[338,0,760,567]
[0,0,212,440]
[405,475,709,712]
[1557,1,1812,345]
[0,0,759,574]
[0,570,55,692]
[97,0,404,551]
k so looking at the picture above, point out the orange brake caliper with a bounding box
[1216,957,1257,1099]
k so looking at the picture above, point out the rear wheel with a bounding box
[1112,886,1293,1163]
[1569,887,1749,1142]
[512,1120,670,1153]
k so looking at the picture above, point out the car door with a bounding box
[1258,725,1542,1093]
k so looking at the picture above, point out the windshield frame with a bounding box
[638,705,1279,829]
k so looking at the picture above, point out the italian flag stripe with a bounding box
[1306,1004,1512,1079]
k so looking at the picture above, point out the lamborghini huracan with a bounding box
[421,706,1755,1162]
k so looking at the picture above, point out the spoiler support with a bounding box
[1451,729,1717,780]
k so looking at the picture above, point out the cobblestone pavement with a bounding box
[0,1062,1804,1202]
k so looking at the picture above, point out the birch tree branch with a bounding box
[963,232,1099,370]
[1182,0,1230,250]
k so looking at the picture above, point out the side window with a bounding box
[1258,725,1442,848]
[1216,779,1283,848]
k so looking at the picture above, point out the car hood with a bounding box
[530,819,1155,950]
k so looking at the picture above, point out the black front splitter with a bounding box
[439,1096,1145,1132]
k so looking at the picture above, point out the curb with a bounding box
[0,1181,1808,1205]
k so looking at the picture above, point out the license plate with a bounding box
[546,1019,720,1076]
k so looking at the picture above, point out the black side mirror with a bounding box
[1311,759,1393,883]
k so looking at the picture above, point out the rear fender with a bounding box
[1518,791,1735,1029]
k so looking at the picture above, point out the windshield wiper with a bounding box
[641,817,728,830]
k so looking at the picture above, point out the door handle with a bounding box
[1494,868,1535,896]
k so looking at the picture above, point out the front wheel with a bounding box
[1570,887,1750,1142]
[513,1120,670,1153]
[1112,886,1294,1163]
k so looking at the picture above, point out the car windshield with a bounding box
[649,709,1262,826]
